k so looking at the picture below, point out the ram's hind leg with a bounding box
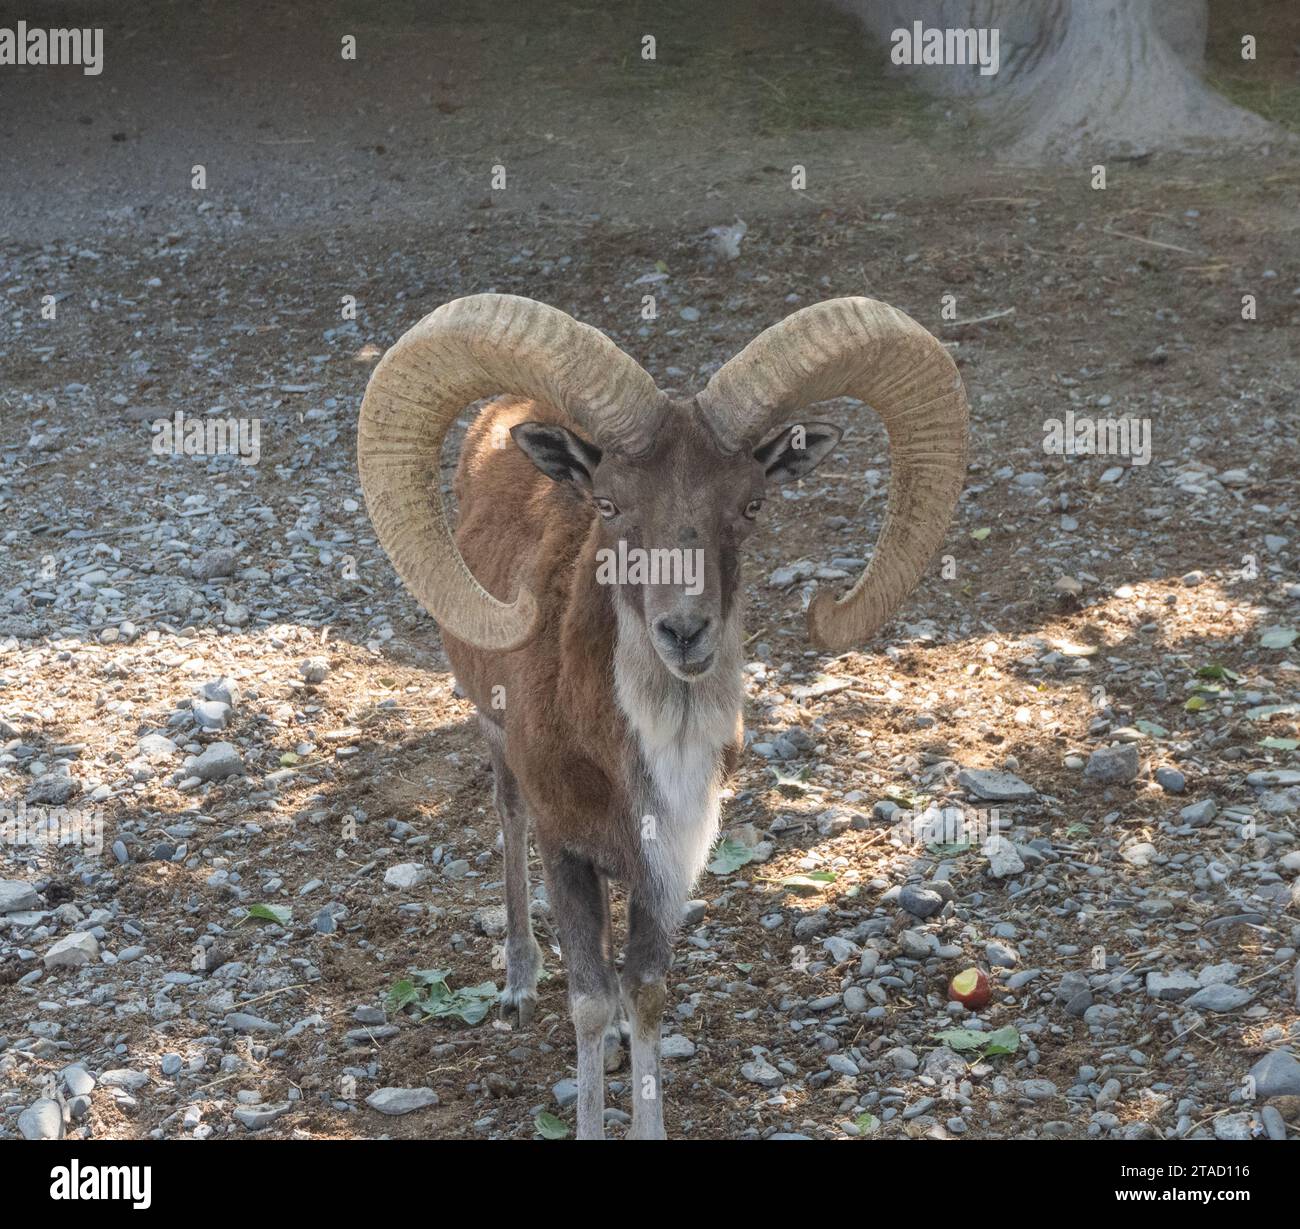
[481,717,543,1027]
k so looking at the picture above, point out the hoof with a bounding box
[499,986,537,1028]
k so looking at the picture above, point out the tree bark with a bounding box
[833,0,1276,160]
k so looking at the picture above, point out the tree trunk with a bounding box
[833,0,1276,160]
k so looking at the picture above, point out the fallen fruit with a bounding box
[948,966,991,1010]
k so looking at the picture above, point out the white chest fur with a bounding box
[613,607,742,910]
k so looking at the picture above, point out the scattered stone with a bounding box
[365,1087,439,1115]
[1179,798,1217,826]
[1084,744,1139,785]
[136,733,179,762]
[43,931,99,969]
[1213,1113,1254,1141]
[234,1102,293,1130]
[957,768,1036,802]
[0,879,39,913]
[26,774,80,805]
[192,547,238,580]
[1155,767,1185,794]
[1249,1050,1300,1099]
[1261,1105,1287,1142]
[899,884,945,919]
[1146,971,1201,1001]
[1197,962,1240,987]
[986,941,1019,968]
[225,1012,282,1034]
[300,657,330,684]
[552,1078,579,1108]
[983,837,1024,879]
[1121,842,1158,867]
[767,561,816,589]
[843,986,870,1014]
[192,699,231,730]
[1247,769,1300,788]
[201,677,240,707]
[823,936,858,963]
[661,1035,696,1060]
[186,741,244,782]
[61,1066,95,1097]
[741,1059,782,1087]
[898,929,934,958]
[18,1099,64,1140]
[1182,985,1253,1013]
[473,905,507,937]
[384,863,430,889]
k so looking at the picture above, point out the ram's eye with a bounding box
[743,499,764,520]
[593,497,620,519]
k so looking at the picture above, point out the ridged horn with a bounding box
[698,297,968,652]
[358,293,663,650]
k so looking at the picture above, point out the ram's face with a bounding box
[512,409,840,681]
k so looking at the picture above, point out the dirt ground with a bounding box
[1,1,1299,1141]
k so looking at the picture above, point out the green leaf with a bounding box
[1260,626,1298,649]
[426,982,497,1025]
[396,970,498,1025]
[1261,737,1300,751]
[970,527,991,541]
[409,968,452,989]
[1196,664,1241,681]
[768,764,821,793]
[734,962,754,974]
[707,837,756,876]
[1184,695,1209,712]
[386,979,421,1011]
[885,788,923,807]
[654,259,669,274]
[982,1025,1021,1056]
[244,903,291,925]
[1065,822,1090,839]
[278,751,300,766]
[853,1112,880,1135]
[932,1025,1021,1059]
[777,871,837,890]
[931,1028,986,1052]
[535,1111,569,1140]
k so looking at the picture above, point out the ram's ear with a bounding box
[510,422,603,490]
[754,422,842,483]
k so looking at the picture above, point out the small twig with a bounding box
[1101,227,1198,255]
[942,307,1016,329]
[1239,960,1288,988]
[236,982,309,1009]
[193,1071,243,1092]
[1180,1106,1236,1138]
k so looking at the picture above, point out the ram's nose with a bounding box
[653,612,711,654]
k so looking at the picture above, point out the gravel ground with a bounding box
[1,0,1299,1142]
